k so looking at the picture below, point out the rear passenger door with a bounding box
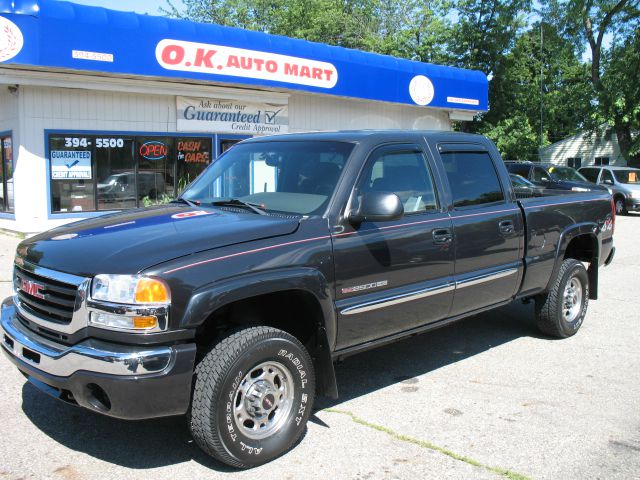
[435,143,523,316]
[332,144,455,350]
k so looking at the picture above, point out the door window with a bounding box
[600,169,615,185]
[356,146,438,213]
[441,151,504,208]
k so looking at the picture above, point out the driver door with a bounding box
[332,144,455,350]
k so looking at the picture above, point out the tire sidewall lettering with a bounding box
[217,340,313,462]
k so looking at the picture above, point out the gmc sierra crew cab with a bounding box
[1,131,615,468]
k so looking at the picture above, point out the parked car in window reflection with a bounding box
[98,172,166,203]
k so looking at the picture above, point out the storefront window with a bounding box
[137,137,175,205]
[0,135,14,212]
[49,133,212,213]
[176,137,211,195]
[95,136,135,210]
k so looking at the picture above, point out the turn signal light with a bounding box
[135,278,170,303]
[132,316,158,329]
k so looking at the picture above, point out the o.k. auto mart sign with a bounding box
[177,96,289,135]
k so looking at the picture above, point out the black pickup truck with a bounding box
[1,131,615,468]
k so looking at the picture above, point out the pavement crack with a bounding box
[324,408,530,480]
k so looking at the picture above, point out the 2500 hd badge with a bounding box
[1,131,615,468]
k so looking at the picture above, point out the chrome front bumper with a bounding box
[1,300,173,376]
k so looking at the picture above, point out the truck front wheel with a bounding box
[189,326,315,468]
[535,258,589,338]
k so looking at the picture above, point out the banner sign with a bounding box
[50,150,92,179]
[177,96,289,135]
[0,2,488,111]
[158,40,337,89]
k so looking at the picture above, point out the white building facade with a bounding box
[539,127,627,169]
[0,1,487,233]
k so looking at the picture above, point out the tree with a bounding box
[449,0,531,76]
[544,0,640,164]
[484,23,594,147]
[162,0,382,50]
[480,115,540,160]
[601,27,640,163]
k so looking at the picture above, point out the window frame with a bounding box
[349,143,441,218]
[438,145,507,211]
[45,130,232,219]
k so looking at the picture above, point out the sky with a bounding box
[68,0,185,15]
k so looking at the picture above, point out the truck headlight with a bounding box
[89,275,170,332]
[91,275,170,304]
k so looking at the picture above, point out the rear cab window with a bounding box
[439,146,505,208]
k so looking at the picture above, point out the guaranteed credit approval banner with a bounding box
[177,96,289,135]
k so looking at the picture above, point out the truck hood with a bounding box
[17,205,300,277]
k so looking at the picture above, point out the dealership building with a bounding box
[0,0,488,233]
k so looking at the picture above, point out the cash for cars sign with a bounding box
[177,96,289,135]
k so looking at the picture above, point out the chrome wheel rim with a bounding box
[616,199,624,214]
[232,361,294,440]
[562,276,583,323]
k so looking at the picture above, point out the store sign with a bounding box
[50,151,92,179]
[0,16,24,62]
[157,40,338,89]
[177,96,289,135]
[140,141,167,160]
[177,140,209,164]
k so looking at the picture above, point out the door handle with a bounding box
[499,220,515,235]
[432,228,453,244]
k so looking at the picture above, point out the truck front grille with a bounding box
[14,266,78,324]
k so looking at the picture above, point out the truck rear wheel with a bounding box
[535,258,589,338]
[189,326,315,468]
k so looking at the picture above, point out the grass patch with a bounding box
[325,408,530,480]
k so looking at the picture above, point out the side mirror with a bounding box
[349,191,404,224]
[540,177,550,182]
[603,179,614,185]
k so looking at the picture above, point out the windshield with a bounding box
[547,166,589,182]
[613,169,640,184]
[181,141,354,215]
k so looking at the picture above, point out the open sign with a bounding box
[140,141,167,160]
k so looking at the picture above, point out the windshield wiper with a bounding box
[170,197,201,207]
[211,198,267,215]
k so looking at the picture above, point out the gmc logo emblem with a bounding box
[21,279,45,299]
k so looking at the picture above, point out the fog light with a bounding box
[90,312,158,330]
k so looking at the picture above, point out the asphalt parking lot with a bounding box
[0,215,639,480]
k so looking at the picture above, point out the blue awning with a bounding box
[0,0,488,111]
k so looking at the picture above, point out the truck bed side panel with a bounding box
[517,193,613,297]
